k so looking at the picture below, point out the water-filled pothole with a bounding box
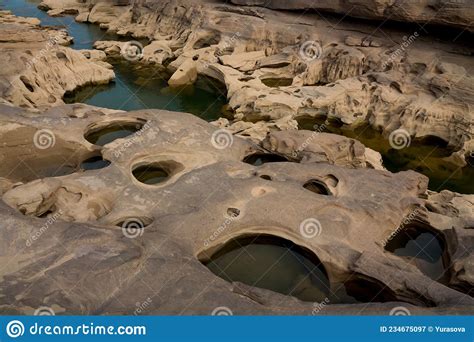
[132,165,169,185]
[84,121,144,146]
[297,116,474,194]
[80,155,111,170]
[340,278,398,303]
[243,153,290,166]
[132,161,183,185]
[202,234,330,302]
[260,77,293,87]
[385,224,448,282]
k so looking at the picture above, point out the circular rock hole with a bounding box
[303,179,331,195]
[80,155,111,170]
[341,278,398,303]
[132,161,183,185]
[243,153,290,166]
[201,234,330,302]
[84,120,145,146]
[227,207,240,218]
[385,223,448,282]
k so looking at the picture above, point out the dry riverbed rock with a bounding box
[0,103,472,315]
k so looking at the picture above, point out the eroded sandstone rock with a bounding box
[230,0,474,32]
[37,0,472,164]
[0,10,115,109]
[0,104,472,314]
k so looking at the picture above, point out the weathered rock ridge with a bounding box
[230,0,474,32]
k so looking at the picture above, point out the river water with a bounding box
[2,0,227,120]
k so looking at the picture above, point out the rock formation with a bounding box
[0,103,472,314]
[0,1,471,315]
[230,0,474,33]
[37,0,473,165]
[0,10,114,109]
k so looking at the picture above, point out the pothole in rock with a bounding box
[303,179,331,195]
[385,224,449,282]
[80,155,111,170]
[84,120,145,146]
[132,161,183,185]
[297,116,473,193]
[243,153,291,166]
[336,278,398,304]
[260,77,294,88]
[201,234,330,302]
